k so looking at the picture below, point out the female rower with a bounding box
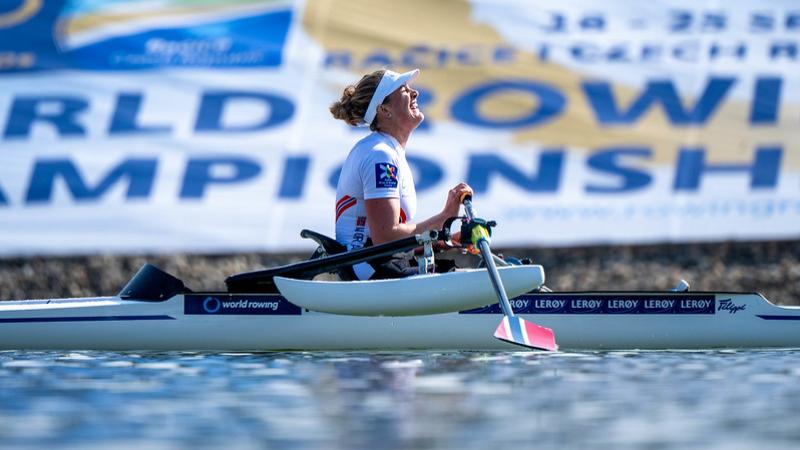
[330,68,472,280]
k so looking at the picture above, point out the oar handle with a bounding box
[461,194,475,220]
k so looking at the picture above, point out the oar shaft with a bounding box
[477,239,515,318]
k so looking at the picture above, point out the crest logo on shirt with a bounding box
[375,163,399,188]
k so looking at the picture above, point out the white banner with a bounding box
[1,0,799,255]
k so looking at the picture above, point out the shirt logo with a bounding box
[375,163,399,188]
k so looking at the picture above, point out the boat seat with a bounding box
[300,229,356,281]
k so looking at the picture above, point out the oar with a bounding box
[461,195,558,351]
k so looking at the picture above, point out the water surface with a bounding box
[1,350,799,449]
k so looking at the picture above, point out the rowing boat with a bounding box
[1,263,798,351]
[2,198,798,351]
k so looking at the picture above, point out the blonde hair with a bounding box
[330,69,386,130]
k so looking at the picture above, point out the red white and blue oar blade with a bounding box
[494,316,558,351]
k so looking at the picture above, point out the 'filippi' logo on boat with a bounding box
[718,298,746,315]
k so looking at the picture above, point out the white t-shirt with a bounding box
[335,132,417,279]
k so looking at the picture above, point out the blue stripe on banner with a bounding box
[756,315,800,321]
[0,315,175,323]
[508,317,525,344]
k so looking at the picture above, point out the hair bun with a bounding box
[341,85,356,100]
[329,85,359,125]
[330,69,385,128]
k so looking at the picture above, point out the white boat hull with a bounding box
[1,292,799,350]
[274,265,545,316]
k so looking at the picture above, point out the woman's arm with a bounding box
[365,183,472,245]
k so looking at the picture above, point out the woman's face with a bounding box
[381,83,423,130]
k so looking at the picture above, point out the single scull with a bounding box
[1,200,798,351]
[0,279,798,350]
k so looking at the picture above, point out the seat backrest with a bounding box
[300,229,346,255]
[300,229,355,280]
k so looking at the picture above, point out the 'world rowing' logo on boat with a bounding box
[184,294,302,315]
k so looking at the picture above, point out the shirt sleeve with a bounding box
[361,146,401,200]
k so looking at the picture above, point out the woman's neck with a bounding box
[378,124,411,148]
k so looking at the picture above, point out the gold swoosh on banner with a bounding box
[304,0,799,169]
[0,0,42,28]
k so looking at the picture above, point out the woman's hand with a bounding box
[432,231,461,252]
[443,182,473,217]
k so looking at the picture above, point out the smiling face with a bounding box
[379,83,424,132]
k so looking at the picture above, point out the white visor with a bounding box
[362,69,420,126]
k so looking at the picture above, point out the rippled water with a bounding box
[1,350,800,449]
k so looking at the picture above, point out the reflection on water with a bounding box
[1,350,800,449]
